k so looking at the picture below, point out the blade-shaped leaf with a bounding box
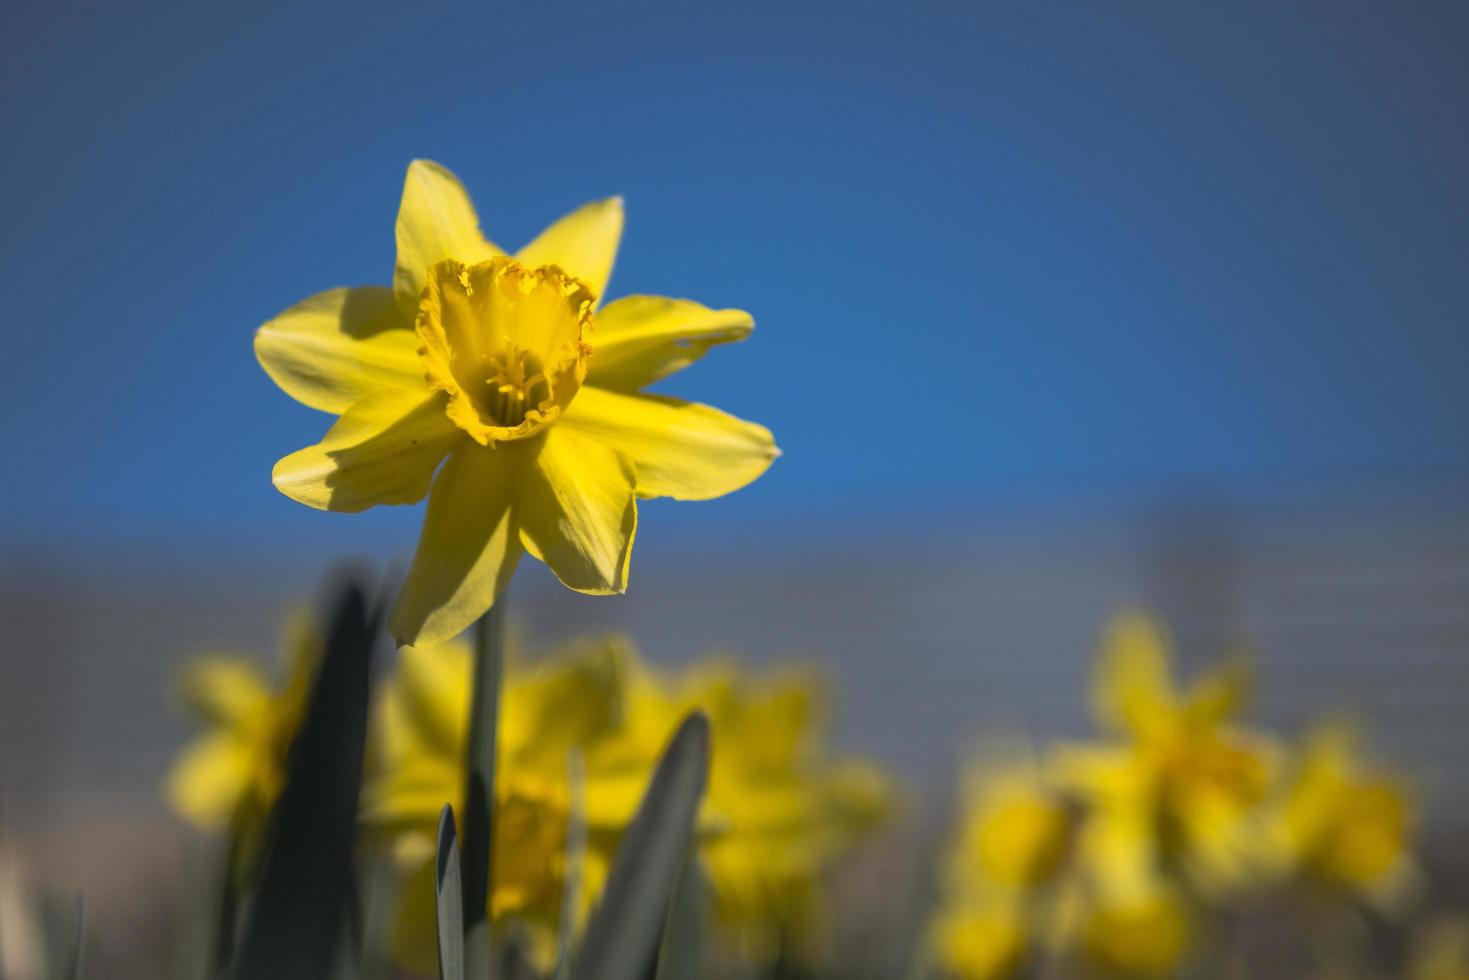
[462,605,505,979]
[570,712,710,980]
[552,752,588,980]
[654,858,709,980]
[437,806,465,980]
[228,580,375,980]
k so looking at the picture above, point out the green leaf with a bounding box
[461,604,505,980]
[570,711,710,980]
[654,858,709,980]
[227,581,375,980]
[552,752,588,980]
[436,806,466,980]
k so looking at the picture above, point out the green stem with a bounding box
[461,601,506,979]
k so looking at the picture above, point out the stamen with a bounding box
[481,343,551,424]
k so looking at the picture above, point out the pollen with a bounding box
[485,343,548,405]
[416,255,595,446]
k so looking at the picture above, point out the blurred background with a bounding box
[2,0,1467,973]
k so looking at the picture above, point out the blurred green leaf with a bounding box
[571,711,710,980]
[227,580,375,980]
[437,806,466,980]
[462,605,505,980]
[654,858,709,980]
[210,809,254,971]
[552,752,588,980]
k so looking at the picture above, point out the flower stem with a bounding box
[461,600,506,978]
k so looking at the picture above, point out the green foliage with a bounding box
[436,806,466,980]
[226,580,376,980]
[569,711,710,980]
[461,605,506,980]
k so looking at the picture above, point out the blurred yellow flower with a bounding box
[362,635,891,970]
[362,633,624,970]
[1275,721,1414,902]
[1062,800,1197,979]
[164,615,316,840]
[931,759,1067,980]
[931,893,1030,980]
[932,749,1193,980]
[257,160,778,645]
[1055,611,1280,895]
[1078,887,1193,980]
[664,657,894,957]
[951,761,1074,890]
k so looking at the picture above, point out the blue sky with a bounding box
[3,2,1466,560]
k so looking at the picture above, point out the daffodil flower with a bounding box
[257,161,778,644]
[165,616,317,842]
[1272,720,1414,902]
[1052,611,1281,895]
[362,635,892,971]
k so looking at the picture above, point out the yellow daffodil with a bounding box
[362,634,892,970]
[362,633,628,971]
[1274,721,1414,902]
[662,656,894,958]
[949,759,1074,891]
[1062,802,1197,979]
[931,892,1030,980]
[257,160,779,645]
[1055,611,1280,895]
[1077,886,1193,980]
[930,759,1067,980]
[165,615,317,842]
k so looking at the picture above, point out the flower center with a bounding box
[416,257,594,445]
[482,342,551,427]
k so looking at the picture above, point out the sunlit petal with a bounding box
[394,160,502,315]
[389,442,528,645]
[588,295,753,390]
[272,389,461,512]
[518,425,636,595]
[516,197,623,306]
[561,386,777,501]
[255,286,420,413]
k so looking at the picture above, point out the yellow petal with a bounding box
[390,639,472,758]
[518,424,637,595]
[561,386,777,501]
[588,295,753,390]
[165,733,254,829]
[1183,653,1252,729]
[389,857,440,976]
[360,764,461,836]
[393,160,502,316]
[255,286,420,413]
[515,197,623,306]
[272,389,461,512]
[1093,611,1177,738]
[177,656,273,728]
[509,640,628,768]
[389,443,527,646]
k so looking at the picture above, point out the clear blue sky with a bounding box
[3,2,1466,560]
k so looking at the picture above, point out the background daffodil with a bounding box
[1054,611,1280,896]
[256,160,779,645]
[165,615,318,848]
[1272,720,1415,903]
[362,634,893,971]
